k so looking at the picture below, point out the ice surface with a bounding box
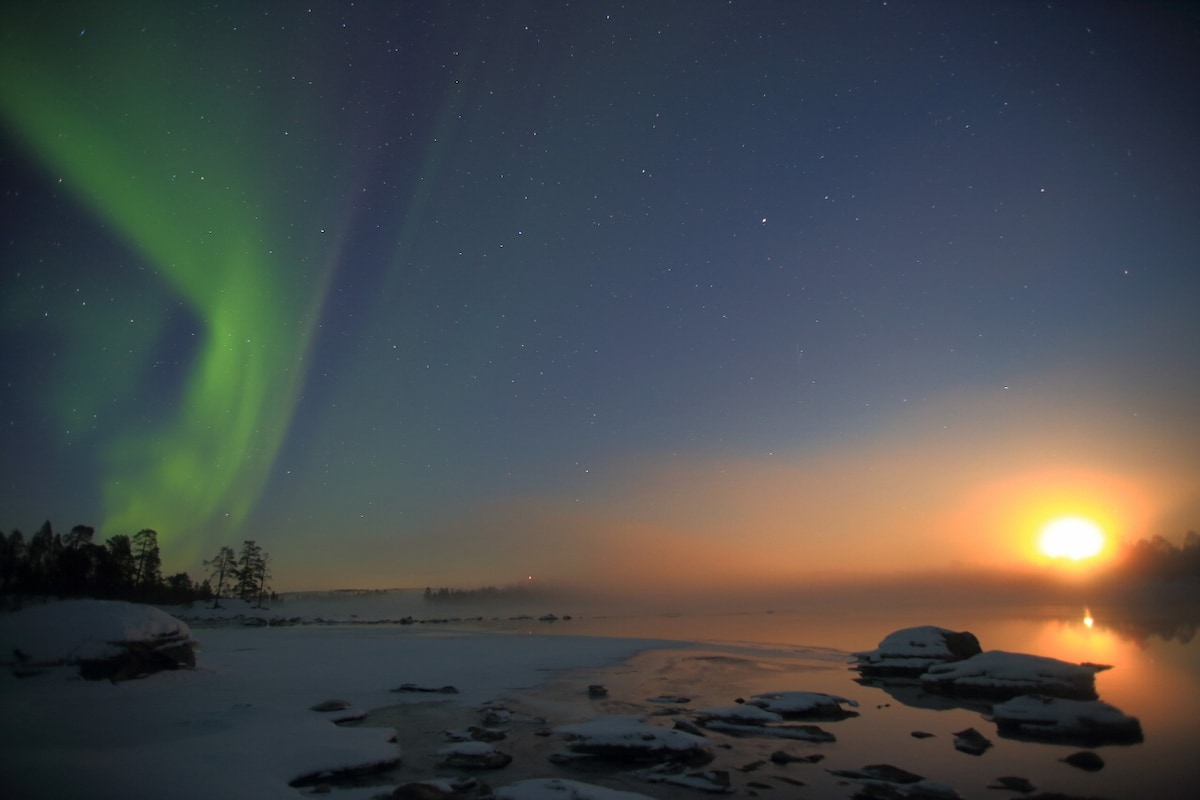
[0,603,665,799]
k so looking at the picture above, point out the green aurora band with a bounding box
[0,5,351,557]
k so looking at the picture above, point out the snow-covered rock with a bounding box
[436,740,513,769]
[694,704,783,725]
[919,651,1104,700]
[555,716,714,764]
[0,599,195,681]
[854,626,982,676]
[990,695,1143,744]
[690,701,837,741]
[828,764,962,799]
[636,764,733,793]
[745,691,859,719]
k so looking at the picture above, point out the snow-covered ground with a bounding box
[0,599,677,800]
[1,596,1194,800]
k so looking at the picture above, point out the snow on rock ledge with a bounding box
[555,716,714,764]
[0,599,196,681]
[746,691,860,719]
[853,625,982,677]
[919,650,1104,701]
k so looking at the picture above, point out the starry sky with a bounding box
[2,1,1198,594]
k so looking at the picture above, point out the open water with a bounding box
[346,598,1200,799]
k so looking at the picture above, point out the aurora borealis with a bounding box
[2,2,1199,591]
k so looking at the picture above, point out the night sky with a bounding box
[3,1,1198,593]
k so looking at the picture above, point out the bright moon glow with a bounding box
[1038,516,1106,560]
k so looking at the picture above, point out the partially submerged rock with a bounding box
[990,695,1143,745]
[770,750,824,765]
[393,683,460,694]
[696,719,836,742]
[392,777,483,800]
[0,599,196,681]
[445,726,507,743]
[555,716,714,764]
[988,776,1035,793]
[854,626,982,677]
[436,741,513,769]
[311,699,353,712]
[647,695,691,704]
[746,691,859,720]
[1062,750,1106,772]
[920,651,1103,701]
[952,727,993,756]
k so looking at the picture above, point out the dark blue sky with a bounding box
[2,1,1198,590]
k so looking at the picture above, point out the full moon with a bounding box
[1038,516,1106,560]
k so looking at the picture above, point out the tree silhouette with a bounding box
[204,545,239,609]
[131,528,163,594]
[2,521,229,607]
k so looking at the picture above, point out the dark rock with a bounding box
[1062,751,1105,772]
[989,776,1035,793]
[698,719,836,742]
[911,731,935,739]
[445,726,507,743]
[953,727,993,756]
[392,683,459,694]
[770,750,824,765]
[587,684,608,697]
[310,699,352,712]
[829,764,925,784]
[738,760,767,772]
[648,695,692,704]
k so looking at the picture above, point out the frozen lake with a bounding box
[2,592,1196,799]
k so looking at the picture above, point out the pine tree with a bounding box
[204,546,238,609]
[101,535,136,595]
[131,529,163,593]
[251,551,272,608]
[235,540,265,602]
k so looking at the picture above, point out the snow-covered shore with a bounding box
[1,598,1191,800]
[0,600,678,800]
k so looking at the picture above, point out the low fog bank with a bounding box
[277,566,1200,625]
